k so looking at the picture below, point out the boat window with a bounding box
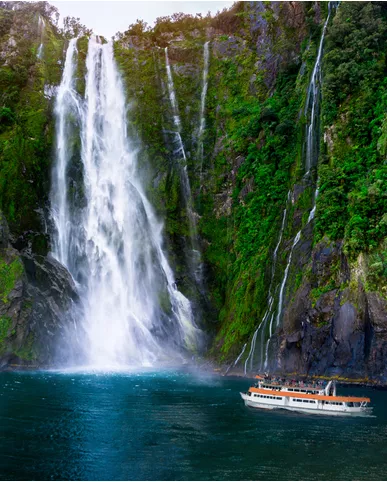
[347,402,354,407]
[247,391,251,396]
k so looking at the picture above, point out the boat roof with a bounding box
[249,387,371,403]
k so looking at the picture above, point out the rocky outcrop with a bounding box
[270,239,387,381]
[0,211,79,368]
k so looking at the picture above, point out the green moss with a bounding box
[14,332,37,361]
[0,316,11,341]
[0,256,23,303]
[0,2,63,235]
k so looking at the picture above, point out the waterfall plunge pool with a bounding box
[0,369,386,480]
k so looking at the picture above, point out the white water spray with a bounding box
[52,38,200,368]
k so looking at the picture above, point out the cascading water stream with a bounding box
[308,187,319,223]
[261,7,333,369]
[197,41,210,182]
[275,229,302,328]
[51,38,82,270]
[165,47,202,284]
[241,191,290,374]
[51,38,200,368]
[305,5,332,223]
[304,5,332,173]
[37,16,45,59]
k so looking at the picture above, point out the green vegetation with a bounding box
[0,2,64,234]
[316,2,387,258]
[113,2,338,359]
[14,332,37,361]
[1,1,387,367]
[0,315,11,354]
[0,255,23,303]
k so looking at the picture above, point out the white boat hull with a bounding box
[240,392,372,417]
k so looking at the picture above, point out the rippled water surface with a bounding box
[0,370,386,480]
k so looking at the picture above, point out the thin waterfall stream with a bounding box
[242,191,290,374]
[51,38,200,368]
[239,7,332,374]
[165,46,203,285]
[37,15,45,59]
[197,41,209,184]
[304,5,332,173]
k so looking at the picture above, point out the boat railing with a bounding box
[258,379,327,390]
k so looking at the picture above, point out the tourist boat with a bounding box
[240,376,372,416]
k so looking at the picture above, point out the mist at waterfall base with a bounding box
[1,370,387,481]
[50,37,201,369]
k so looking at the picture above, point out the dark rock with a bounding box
[0,251,80,368]
[0,211,9,248]
[333,301,357,343]
[367,292,387,335]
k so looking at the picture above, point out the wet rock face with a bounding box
[271,240,387,381]
[0,210,80,367]
[20,253,80,366]
[0,211,9,248]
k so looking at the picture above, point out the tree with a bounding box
[62,16,92,39]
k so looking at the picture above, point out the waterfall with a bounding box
[165,47,202,284]
[262,229,302,369]
[304,5,332,172]
[51,38,200,368]
[51,38,81,269]
[227,342,247,374]
[304,5,332,227]
[275,230,302,327]
[242,191,290,374]
[308,187,319,223]
[197,41,210,178]
[261,7,333,369]
[37,16,45,59]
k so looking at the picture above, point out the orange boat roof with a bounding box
[249,387,370,403]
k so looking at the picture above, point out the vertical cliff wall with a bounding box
[1,2,387,378]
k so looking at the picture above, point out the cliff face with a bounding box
[1,1,387,378]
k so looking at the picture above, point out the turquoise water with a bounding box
[0,369,386,480]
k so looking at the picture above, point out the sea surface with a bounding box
[0,369,386,480]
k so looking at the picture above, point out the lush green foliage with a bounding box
[0,254,23,303]
[316,2,387,258]
[2,1,387,365]
[0,315,11,354]
[0,2,63,234]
